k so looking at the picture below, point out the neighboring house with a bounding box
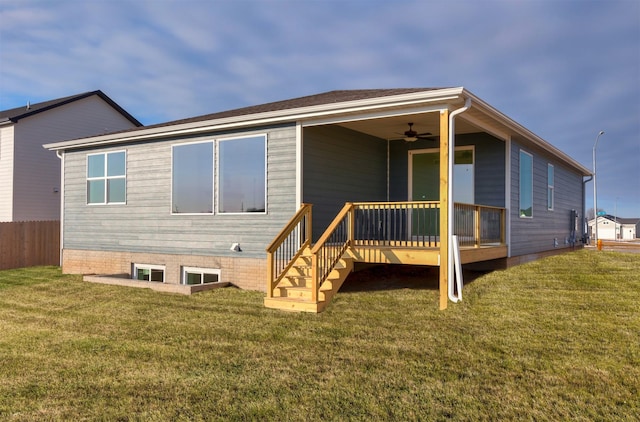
[588,215,639,240]
[45,87,591,312]
[0,91,141,222]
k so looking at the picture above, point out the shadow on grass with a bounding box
[340,264,486,293]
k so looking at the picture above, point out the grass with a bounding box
[0,250,638,421]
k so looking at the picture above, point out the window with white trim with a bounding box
[87,151,126,204]
[172,142,214,214]
[547,164,554,210]
[218,135,266,213]
[182,267,221,285]
[519,150,533,218]
[133,264,165,283]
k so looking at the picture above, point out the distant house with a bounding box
[45,87,591,312]
[0,91,141,222]
[588,215,639,240]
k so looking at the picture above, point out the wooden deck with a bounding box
[265,201,507,313]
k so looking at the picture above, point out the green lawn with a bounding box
[0,250,638,421]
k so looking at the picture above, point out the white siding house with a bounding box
[588,215,639,240]
[0,91,141,222]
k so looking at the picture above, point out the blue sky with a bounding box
[1,0,638,217]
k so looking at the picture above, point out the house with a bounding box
[588,215,639,240]
[44,87,592,312]
[0,91,141,222]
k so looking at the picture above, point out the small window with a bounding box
[519,150,533,218]
[218,135,266,213]
[182,267,221,285]
[87,151,126,204]
[133,264,165,283]
[547,164,554,210]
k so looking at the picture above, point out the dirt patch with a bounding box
[341,264,486,292]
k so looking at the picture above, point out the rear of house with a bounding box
[45,88,591,310]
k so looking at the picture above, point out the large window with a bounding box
[172,142,214,214]
[519,150,533,218]
[547,164,554,210]
[218,135,266,213]
[87,151,126,204]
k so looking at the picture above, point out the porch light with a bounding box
[404,135,418,142]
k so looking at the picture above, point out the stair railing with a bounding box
[310,203,354,302]
[265,204,312,298]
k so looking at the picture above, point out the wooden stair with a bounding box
[264,246,354,313]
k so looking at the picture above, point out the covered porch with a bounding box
[267,96,511,312]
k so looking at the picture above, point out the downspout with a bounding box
[56,150,64,267]
[582,175,593,243]
[448,97,472,303]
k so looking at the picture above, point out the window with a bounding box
[218,135,266,213]
[182,267,221,285]
[172,142,214,214]
[133,264,165,283]
[519,150,533,218]
[547,164,554,210]
[87,151,126,204]
[453,147,474,204]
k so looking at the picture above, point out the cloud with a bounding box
[1,0,638,215]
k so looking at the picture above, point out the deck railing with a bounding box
[454,203,505,247]
[265,203,312,298]
[310,203,353,302]
[352,201,441,247]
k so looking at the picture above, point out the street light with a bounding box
[593,130,605,245]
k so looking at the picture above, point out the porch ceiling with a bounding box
[335,107,508,142]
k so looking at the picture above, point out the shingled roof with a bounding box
[0,90,142,126]
[138,88,444,130]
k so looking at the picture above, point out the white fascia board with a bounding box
[44,87,465,151]
[462,89,591,176]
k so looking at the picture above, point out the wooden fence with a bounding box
[0,221,60,270]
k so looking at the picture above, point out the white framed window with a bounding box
[519,150,533,218]
[87,151,126,204]
[172,141,214,214]
[217,135,266,214]
[182,267,221,285]
[133,263,165,283]
[547,164,554,211]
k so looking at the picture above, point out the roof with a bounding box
[0,90,142,127]
[595,215,640,225]
[42,87,591,176]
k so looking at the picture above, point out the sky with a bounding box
[1,0,638,218]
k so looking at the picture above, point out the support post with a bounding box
[439,109,450,310]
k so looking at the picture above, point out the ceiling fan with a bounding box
[392,122,436,142]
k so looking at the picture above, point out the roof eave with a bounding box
[45,87,466,150]
[461,88,592,176]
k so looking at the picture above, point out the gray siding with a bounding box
[63,124,297,259]
[389,132,506,207]
[510,139,584,256]
[303,125,387,239]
